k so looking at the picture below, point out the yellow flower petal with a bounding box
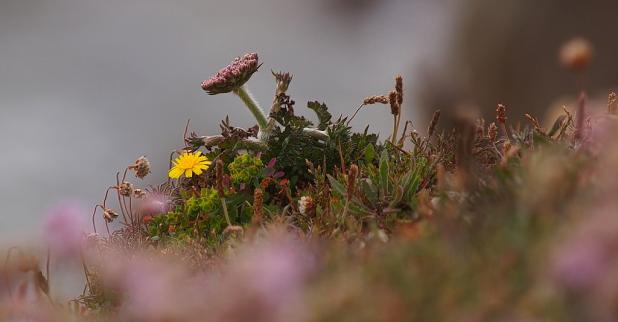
[168,167,183,179]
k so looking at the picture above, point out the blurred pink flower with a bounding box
[138,192,170,219]
[42,202,86,257]
[203,231,315,322]
[552,238,609,289]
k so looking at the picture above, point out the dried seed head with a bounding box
[133,189,146,199]
[252,188,263,225]
[298,196,315,217]
[118,181,134,197]
[103,208,119,223]
[363,95,389,105]
[347,164,359,197]
[201,53,260,95]
[395,75,403,106]
[389,91,400,116]
[129,156,151,179]
[559,37,593,72]
[608,91,617,114]
[496,104,507,124]
[427,110,441,138]
[272,70,293,95]
[488,122,498,141]
[216,159,225,198]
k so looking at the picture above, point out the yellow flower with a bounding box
[168,151,212,179]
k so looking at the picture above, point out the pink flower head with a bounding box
[42,202,86,257]
[201,53,260,95]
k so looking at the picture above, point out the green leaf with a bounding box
[307,101,332,130]
[327,174,346,197]
[360,179,378,204]
[363,144,376,164]
[379,150,390,195]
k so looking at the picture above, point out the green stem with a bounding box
[234,85,268,132]
[220,197,232,227]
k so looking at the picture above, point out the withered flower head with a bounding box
[488,122,498,141]
[272,70,293,94]
[129,156,151,179]
[298,196,315,217]
[389,90,400,116]
[559,37,593,72]
[118,181,134,197]
[347,164,359,197]
[201,53,260,95]
[133,188,146,199]
[395,75,403,106]
[496,104,507,124]
[103,208,119,223]
[363,95,389,105]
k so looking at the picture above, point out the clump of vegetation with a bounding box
[5,51,618,322]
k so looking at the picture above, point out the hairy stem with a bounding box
[303,127,329,140]
[234,85,268,133]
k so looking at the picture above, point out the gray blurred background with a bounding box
[2,0,617,241]
[0,0,457,240]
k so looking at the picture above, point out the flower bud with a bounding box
[201,53,260,95]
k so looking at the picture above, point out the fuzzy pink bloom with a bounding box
[42,202,86,257]
[118,258,193,321]
[201,53,260,95]
[552,239,609,290]
[138,192,170,218]
[203,231,315,322]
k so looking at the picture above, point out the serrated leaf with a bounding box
[307,101,332,130]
